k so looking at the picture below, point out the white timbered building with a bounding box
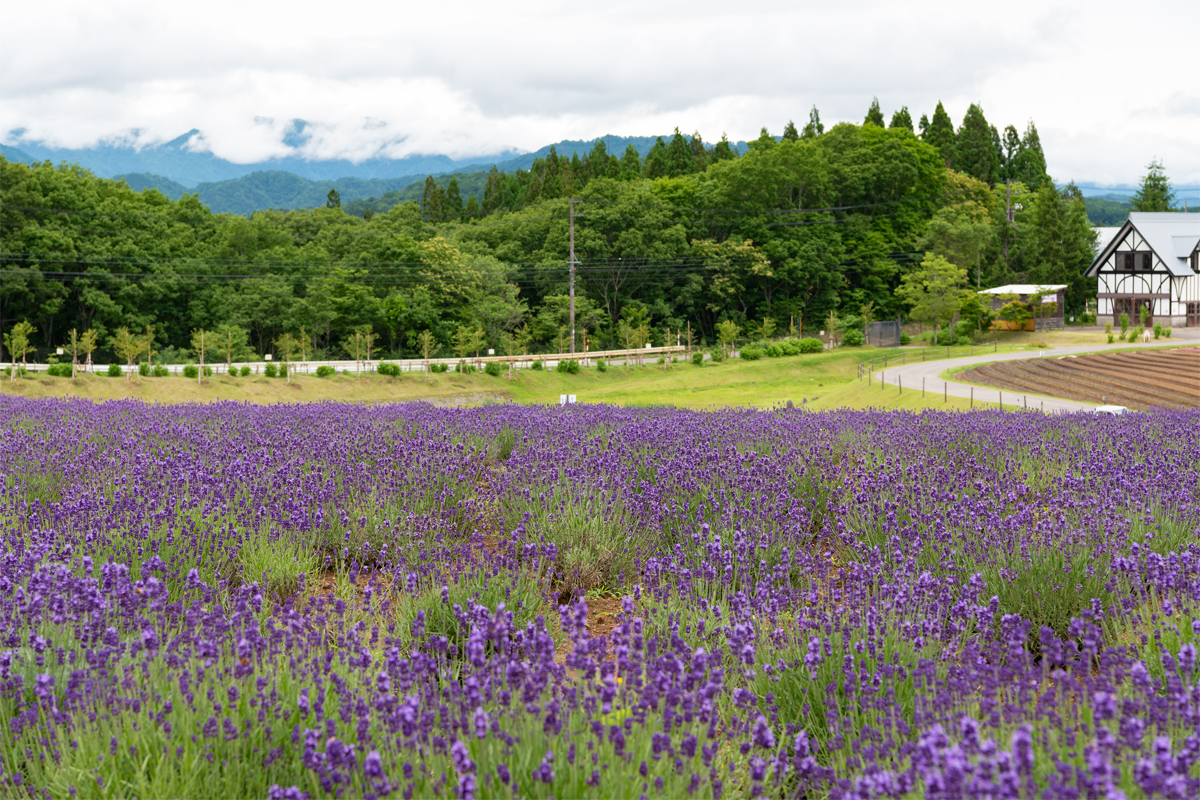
[1087,212,1200,328]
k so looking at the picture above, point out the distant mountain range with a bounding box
[1,129,728,215]
[0,126,690,187]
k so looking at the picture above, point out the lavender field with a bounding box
[1,397,1198,799]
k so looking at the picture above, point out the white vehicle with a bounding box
[1094,405,1128,416]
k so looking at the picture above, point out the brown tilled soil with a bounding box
[554,595,630,666]
[961,349,1200,409]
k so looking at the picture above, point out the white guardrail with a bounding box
[20,345,690,375]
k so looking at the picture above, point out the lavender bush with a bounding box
[0,397,1197,799]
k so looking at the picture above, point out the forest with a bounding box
[1,100,1105,364]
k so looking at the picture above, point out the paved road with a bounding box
[873,330,1200,413]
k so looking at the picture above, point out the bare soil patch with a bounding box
[961,349,1200,409]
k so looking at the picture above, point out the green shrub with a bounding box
[710,348,725,363]
[483,361,503,377]
[153,365,169,377]
[138,361,150,377]
[1165,327,1172,338]
[376,362,402,377]
[316,365,336,378]
[739,345,763,361]
[182,364,199,379]
[979,544,1113,656]
[263,362,278,378]
[596,359,607,372]
[46,363,72,377]
[555,358,580,374]
[530,360,544,371]
[899,333,911,345]
[239,365,251,376]
[1107,333,1115,343]
[454,361,474,374]
[796,337,823,354]
[429,362,448,374]
[841,328,865,347]
[691,352,703,366]
[106,363,123,377]
[203,365,213,377]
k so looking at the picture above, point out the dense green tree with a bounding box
[620,145,642,178]
[864,97,885,127]
[422,176,446,221]
[712,134,736,162]
[663,128,696,177]
[689,131,711,172]
[889,107,913,131]
[1129,158,1176,211]
[1025,182,1098,313]
[1013,121,1048,190]
[781,120,800,141]
[954,104,999,185]
[923,101,956,167]
[445,177,464,221]
[999,125,1021,181]
[326,188,341,208]
[922,171,995,289]
[641,137,669,179]
[917,114,930,138]
[896,253,967,343]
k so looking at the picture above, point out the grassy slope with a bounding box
[1,351,984,411]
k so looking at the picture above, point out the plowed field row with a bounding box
[961,349,1200,409]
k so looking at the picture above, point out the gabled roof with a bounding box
[1086,213,1200,278]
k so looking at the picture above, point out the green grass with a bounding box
[1,348,1015,412]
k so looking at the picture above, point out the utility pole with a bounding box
[568,198,577,355]
[1001,179,1013,276]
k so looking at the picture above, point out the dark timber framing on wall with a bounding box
[1087,213,1200,327]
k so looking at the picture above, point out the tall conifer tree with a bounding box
[712,134,736,162]
[924,102,956,166]
[954,104,999,185]
[1013,121,1049,190]
[801,106,824,138]
[664,128,694,177]
[1130,159,1176,211]
[889,107,914,131]
[781,120,800,141]
[445,177,463,221]
[620,144,642,178]
[864,97,885,126]
[1000,125,1021,182]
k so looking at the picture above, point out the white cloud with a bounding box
[1,0,1196,184]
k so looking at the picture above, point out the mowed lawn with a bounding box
[1,350,989,411]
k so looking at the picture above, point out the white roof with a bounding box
[979,284,1067,295]
[1126,213,1200,278]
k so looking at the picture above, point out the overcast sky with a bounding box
[2,0,1197,186]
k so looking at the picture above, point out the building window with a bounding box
[1139,252,1153,271]
[1192,250,1199,272]
[1122,252,1134,270]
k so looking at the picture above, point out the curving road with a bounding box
[872,330,1200,413]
